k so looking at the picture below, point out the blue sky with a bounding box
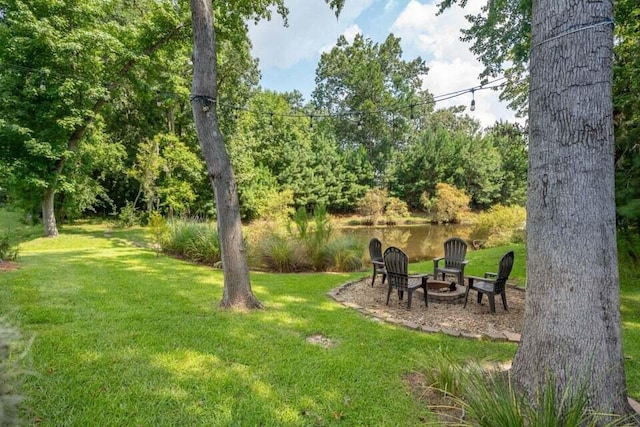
[247,0,521,128]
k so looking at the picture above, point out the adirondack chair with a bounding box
[463,251,515,314]
[383,246,428,309]
[368,238,386,287]
[433,237,468,287]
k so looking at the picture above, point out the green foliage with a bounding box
[318,235,363,272]
[117,202,140,228]
[253,206,363,272]
[230,90,366,216]
[423,358,631,426]
[437,0,531,116]
[0,0,188,231]
[356,188,388,225]
[163,219,221,266]
[290,204,334,270]
[486,122,528,206]
[421,352,477,397]
[313,33,431,182]
[470,205,526,248]
[147,211,168,256]
[256,233,309,273]
[430,183,471,224]
[384,196,410,225]
[0,234,19,262]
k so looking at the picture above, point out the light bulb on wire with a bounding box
[470,89,476,112]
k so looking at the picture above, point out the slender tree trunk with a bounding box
[189,0,262,309]
[512,0,634,417]
[42,187,59,237]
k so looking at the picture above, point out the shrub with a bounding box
[163,219,221,266]
[117,202,140,228]
[470,205,526,248]
[255,206,363,273]
[356,188,388,225]
[430,183,471,223]
[257,233,309,272]
[147,211,168,256]
[0,234,19,262]
[384,197,410,225]
[319,235,363,272]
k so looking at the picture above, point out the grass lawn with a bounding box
[1,211,638,426]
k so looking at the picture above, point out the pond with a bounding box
[337,223,473,262]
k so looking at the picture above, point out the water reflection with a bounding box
[338,224,472,262]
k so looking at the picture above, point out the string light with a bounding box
[0,60,512,125]
[470,88,476,112]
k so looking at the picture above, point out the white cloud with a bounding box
[391,0,518,127]
[384,0,398,11]
[319,24,363,54]
[248,0,373,70]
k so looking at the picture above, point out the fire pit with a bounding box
[408,276,467,304]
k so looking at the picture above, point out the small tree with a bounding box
[384,197,410,225]
[147,211,168,256]
[356,188,388,225]
[430,183,470,223]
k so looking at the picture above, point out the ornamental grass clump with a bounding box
[318,235,363,272]
[162,219,221,266]
[424,358,631,426]
[257,233,309,273]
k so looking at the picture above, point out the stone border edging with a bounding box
[327,276,522,343]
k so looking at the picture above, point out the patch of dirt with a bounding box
[306,334,337,348]
[335,276,524,338]
[0,261,18,272]
[404,371,464,425]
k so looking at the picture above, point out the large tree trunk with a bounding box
[42,187,59,237]
[512,0,634,417]
[189,0,262,309]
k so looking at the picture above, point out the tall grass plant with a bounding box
[163,219,221,266]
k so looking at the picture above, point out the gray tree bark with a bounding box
[512,0,634,417]
[42,187,59,237]
[189,0,262,309]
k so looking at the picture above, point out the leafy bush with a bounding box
[356,188,388,225]
[384,196,410,225]
[430,183,471,223]
[0,234,19,262]
[470,205,526,248]
[163,219,221,266]
[147,211,168,256]
[117,202,140,228]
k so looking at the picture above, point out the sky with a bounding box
[247,0,520,128]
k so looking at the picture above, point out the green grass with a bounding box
[0,216,638,425]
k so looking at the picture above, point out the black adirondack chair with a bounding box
[433,237,468,287]
[368,238,386,287]
[383,246,428,309]
[463,251,515,314]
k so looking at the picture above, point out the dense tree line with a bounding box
[2,0,527,233]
